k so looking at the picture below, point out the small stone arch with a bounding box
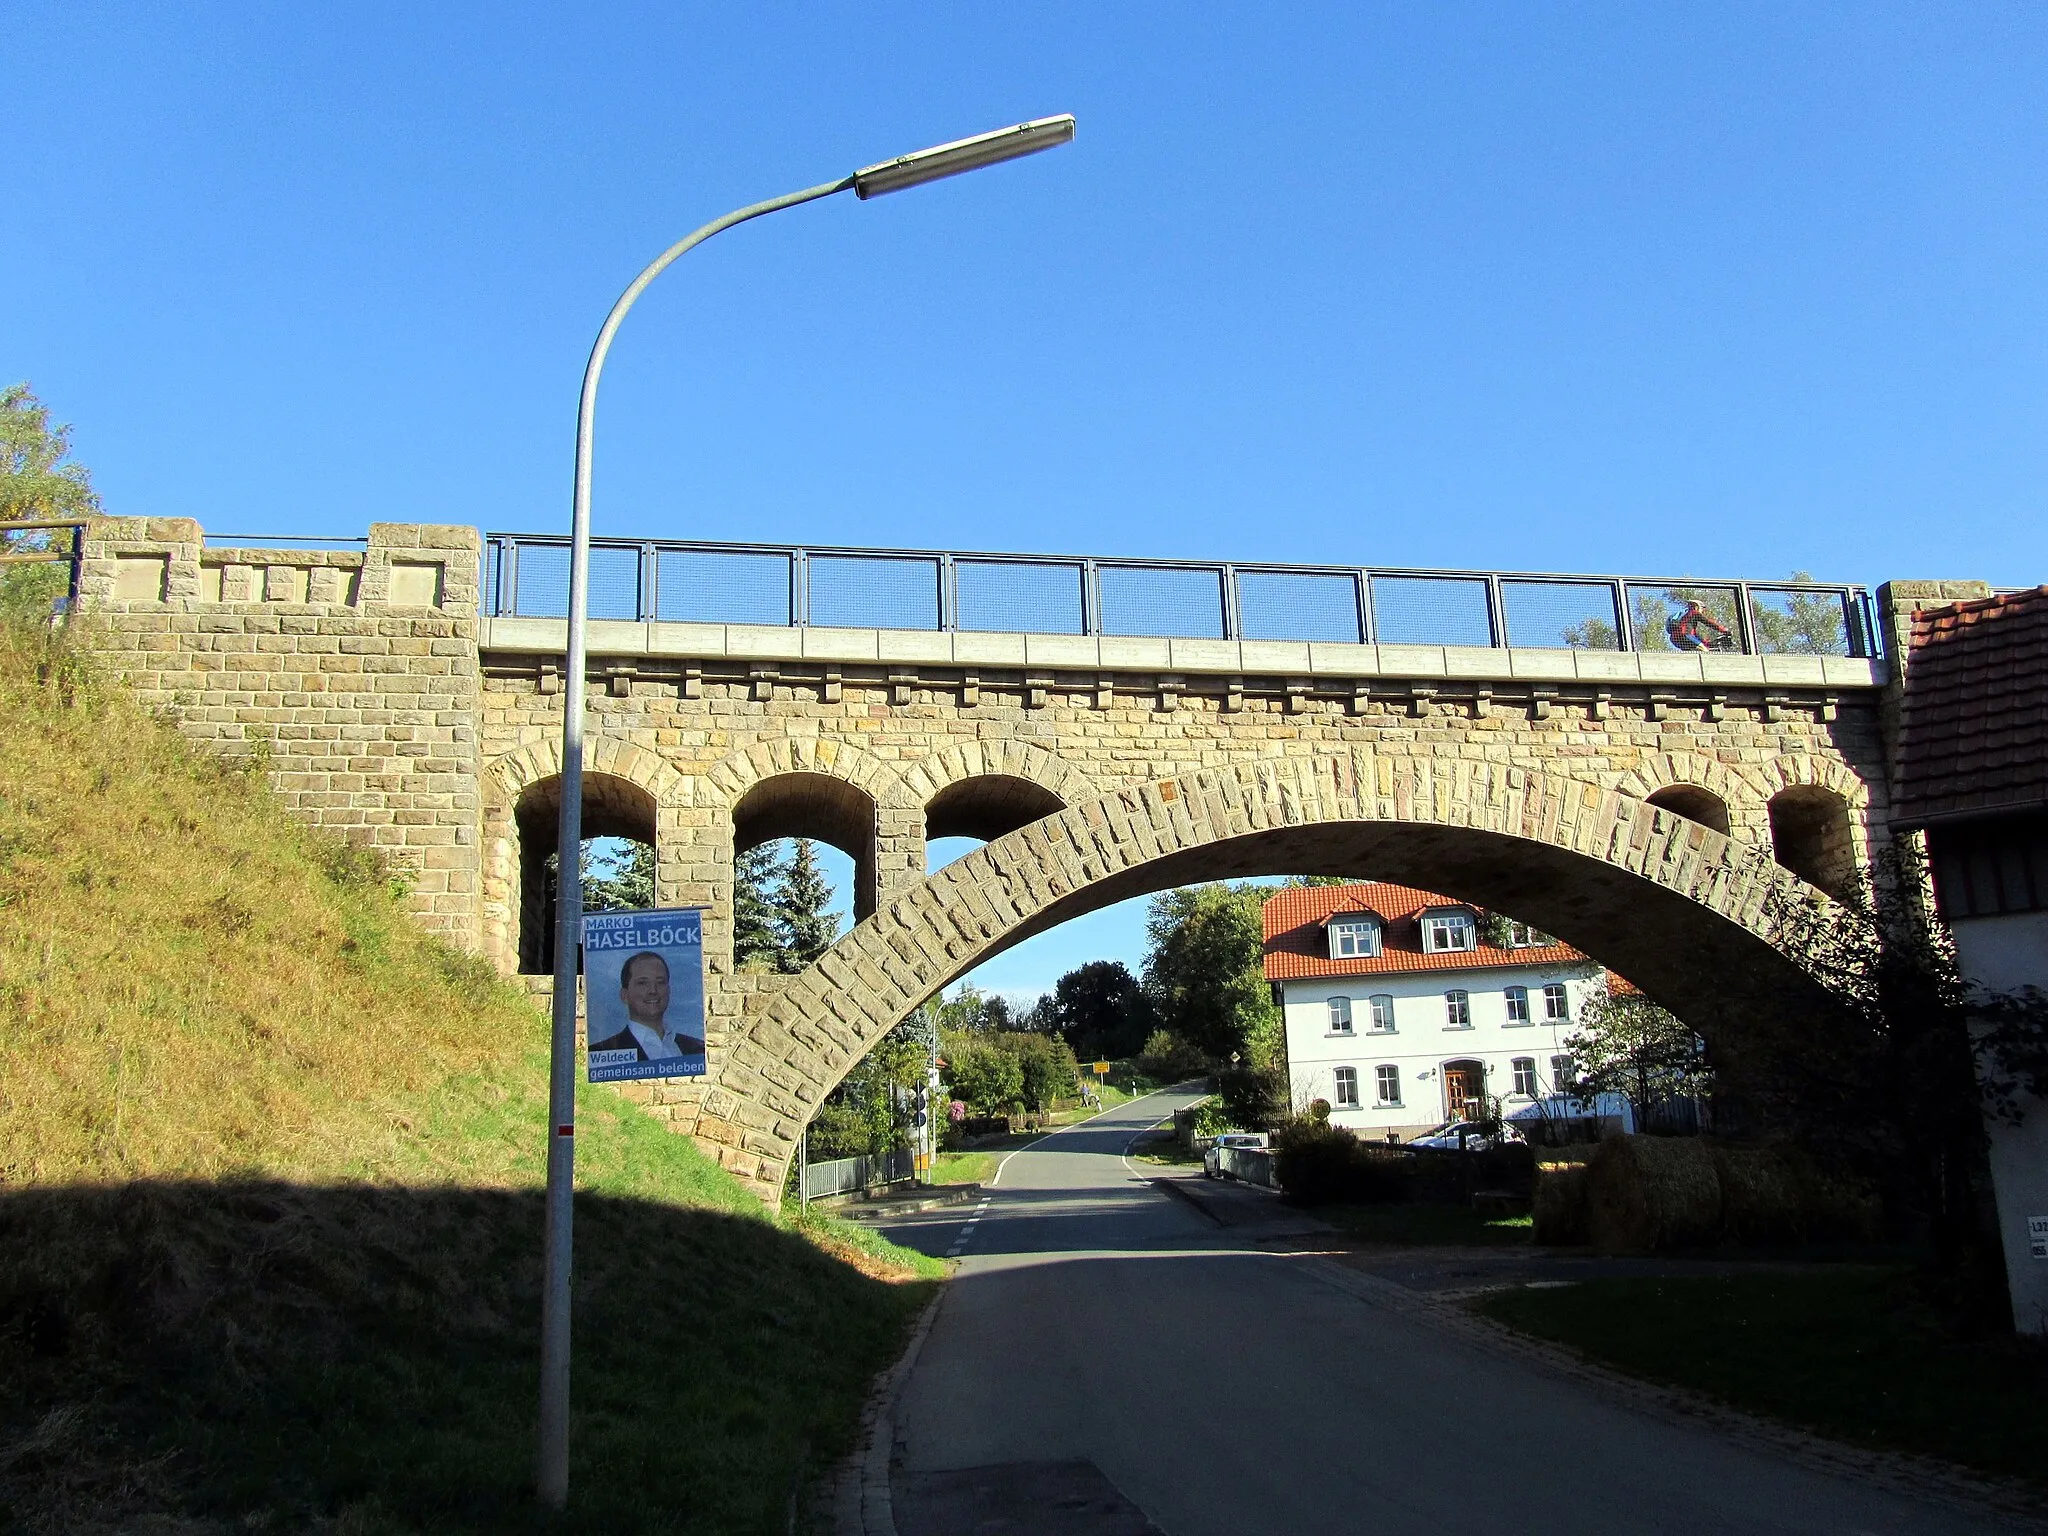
[703,737,911,813]
[510,772,658,973]
[924,775,1068,844]
[1646,784,1733,836]
[1621,753,1759,840]
[897,740,1092,815]
[902,740,1091,866]
[1769,784,1861,905]
[481,738,691,974]
[732,772,882,921]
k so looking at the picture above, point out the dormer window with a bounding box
[1506,920,1550,948]
[1327,917,1381,959]
[1422,910,1476,953]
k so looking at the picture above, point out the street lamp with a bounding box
[537,113,1075,1510]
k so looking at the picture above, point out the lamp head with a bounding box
[854,115,1075,200]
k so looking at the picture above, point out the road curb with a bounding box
[830,1283,946,1536]
[1149,1175,1226,1224]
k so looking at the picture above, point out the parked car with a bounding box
[1406,1120,1524,1152]
[1202,1132,1269,1178]
[1503,1092,1635,1141]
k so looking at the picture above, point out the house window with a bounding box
[1333,1066,1360,1108]
[1444,989,1471,1027]
[1423,912,1476,953]
[1543,983,1570,1021]
[1550,1054,1574,1089]
[1375,1064,1401,1105]
[1329,919,1380,959]
[1504,986,1530,1023]
[1327,996,1353,1035]
[1512,1057,1538,1097]
[1507,920,1547,947]
[1367,993,1396,1033]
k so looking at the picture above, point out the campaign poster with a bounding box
[582,907,707,1084]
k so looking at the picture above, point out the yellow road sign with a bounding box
[1092,1061,1110,1075]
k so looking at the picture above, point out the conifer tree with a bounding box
[775,838,841,972]
[733,842,788,971]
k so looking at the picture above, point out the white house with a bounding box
[1263,881,1607,1143]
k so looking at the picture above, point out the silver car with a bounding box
[1202,1132,1269,1178]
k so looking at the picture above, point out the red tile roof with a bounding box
[1894,586,2048,828]
[1262,881,1593,981]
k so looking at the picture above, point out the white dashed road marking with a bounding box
[945,1197,994,1259]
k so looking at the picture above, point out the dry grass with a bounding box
[0,624,539,1187]
[0,626,940,1534]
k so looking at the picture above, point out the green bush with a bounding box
[1271,1119,1413,1206]
[1217,1061,1288,1130]
[944,1043,1025,1117]
[1137,1029,1209,1082]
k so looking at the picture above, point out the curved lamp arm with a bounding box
[540,113,1073,1512]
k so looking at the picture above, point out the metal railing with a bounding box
[481,533,1880,658]
[0,518,89,614]
[799,1146,916,1200]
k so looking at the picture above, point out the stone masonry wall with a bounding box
[75,519,483,941]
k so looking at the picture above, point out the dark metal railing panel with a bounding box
[1236,568,1363,643]
[1096,563,1227,639]
[1368,573,1494,648]
[1500,578,1627,651]
[655,548,793,626]
[954,557,1086,634]
[479,531,1879,658]
[806,552,941,630]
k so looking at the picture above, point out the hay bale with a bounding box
[1533,1161,1591,1245]
[1713,1144,1880,1246]
[1586,1135,1722,1250]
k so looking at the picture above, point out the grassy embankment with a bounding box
[1479,1270,2048,1487]
[0,625,938,1535]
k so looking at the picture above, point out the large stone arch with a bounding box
[480,738,692,973]
[689,753,1864,1198]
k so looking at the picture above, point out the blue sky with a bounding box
[8,3,2044,999]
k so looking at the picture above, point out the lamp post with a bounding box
[537,114,1074,1509]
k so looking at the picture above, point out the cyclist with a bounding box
[1666,599,1733,652]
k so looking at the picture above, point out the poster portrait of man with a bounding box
[582,907,707,1084]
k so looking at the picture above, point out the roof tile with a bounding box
[1895,586,2048,827]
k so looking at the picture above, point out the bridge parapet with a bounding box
[481,532,1882,659]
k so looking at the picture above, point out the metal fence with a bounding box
[0,518,89,614]
[482,534,1879,657]
[800,1145,916,1201]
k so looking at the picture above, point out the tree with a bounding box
[1018,993,1059,1034]
[581,838,654,912]
[1747,572,1848,656]
[1761,842,2048,1316]
[1142,883,1281,1066]
[1560,986,1712,1128]
[808,1012,933,1159]
[774,837,840,972]
[732,842,787,972]
[1050,959,1153,1060]
[0,384,101,622]
[946,1042,1024,1117]
[995,1031,1079,1112]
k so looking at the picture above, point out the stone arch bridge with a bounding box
[77,519,1994,1199]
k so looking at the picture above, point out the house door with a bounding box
[1442,1061,1484,1121]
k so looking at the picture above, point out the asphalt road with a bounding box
[871,1087,2034,1536]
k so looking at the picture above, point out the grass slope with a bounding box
[0,627,937,1534]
